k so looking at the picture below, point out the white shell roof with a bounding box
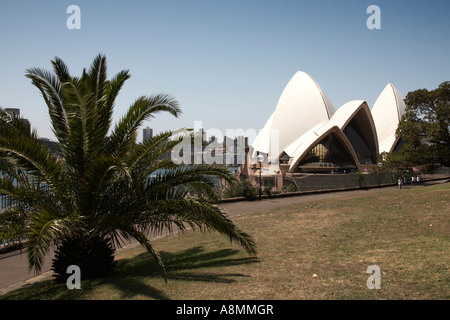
[285,100,372,171]
[328,100,368,130]
[251,111,274,156]
[371,84,407,153]
[251,73,405,172]
[284,101,371,155]
[252,71,335,159]
[285,120,330,169]
[379,133,398,154]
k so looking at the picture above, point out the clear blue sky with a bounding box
[1,0,449,142]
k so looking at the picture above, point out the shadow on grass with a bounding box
[1,246,258,300]
[0,281,75,300]
[104,246,259,299]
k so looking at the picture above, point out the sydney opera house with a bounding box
[246,71,407,185]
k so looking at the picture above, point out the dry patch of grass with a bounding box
[2,183,449,300]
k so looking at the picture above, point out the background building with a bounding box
[1,107,30,129]
[4,108,20,116]
[143,127,153,142]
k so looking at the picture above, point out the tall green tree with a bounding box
[0,55,256,281]
[391,81,450,169]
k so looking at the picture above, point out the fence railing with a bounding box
[292,170,449,192]
[221,169,450,200]
[0,194,24,252]
[294,173,395,192]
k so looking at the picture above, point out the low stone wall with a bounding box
[219,175,449,203]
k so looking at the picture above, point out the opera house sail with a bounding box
[371,83,407,154]
[250,72,407,175]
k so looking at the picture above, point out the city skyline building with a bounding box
[143,126,153,143]
[4,108,20,116]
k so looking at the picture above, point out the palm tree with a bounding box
[0,54,256,281]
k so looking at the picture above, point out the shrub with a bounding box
[224,180,258,200]
[51,234,116,283]
[263,185,272,197]
[286,184,298,193]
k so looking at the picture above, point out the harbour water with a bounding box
[0,165,241,211]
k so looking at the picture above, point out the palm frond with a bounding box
[109,94,181,157]
[0,206,28,243]
[0,108,38,140]
[26,207,84,274]
[51,56,70,84]
[146,164,235,202]
[105,70,130,111]
[138,198,257,256]
[132,231,167,283]
[0,131,61,189]
[125,130,181,171]
[85,54,107,109]
[25,67,68,145]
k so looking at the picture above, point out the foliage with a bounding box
[223,179,258,200]
[51,233,116,282]
[263,185,272,197]
[285,184,298,193]
[0,205,27,244]
[391,81,450,169]
[349,171,365,181]
[0,54,256,281]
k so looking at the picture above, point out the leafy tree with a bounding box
[0,55,256,281]
[390,81,450,169]
[223,179,258,200]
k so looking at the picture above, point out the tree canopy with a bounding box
[387,81,450,170]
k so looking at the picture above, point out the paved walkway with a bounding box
[221,186,395,217]
[0,180,446,295]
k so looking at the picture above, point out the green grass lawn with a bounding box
[2,182,449,300]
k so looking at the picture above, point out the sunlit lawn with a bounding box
[2,182,449,300]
